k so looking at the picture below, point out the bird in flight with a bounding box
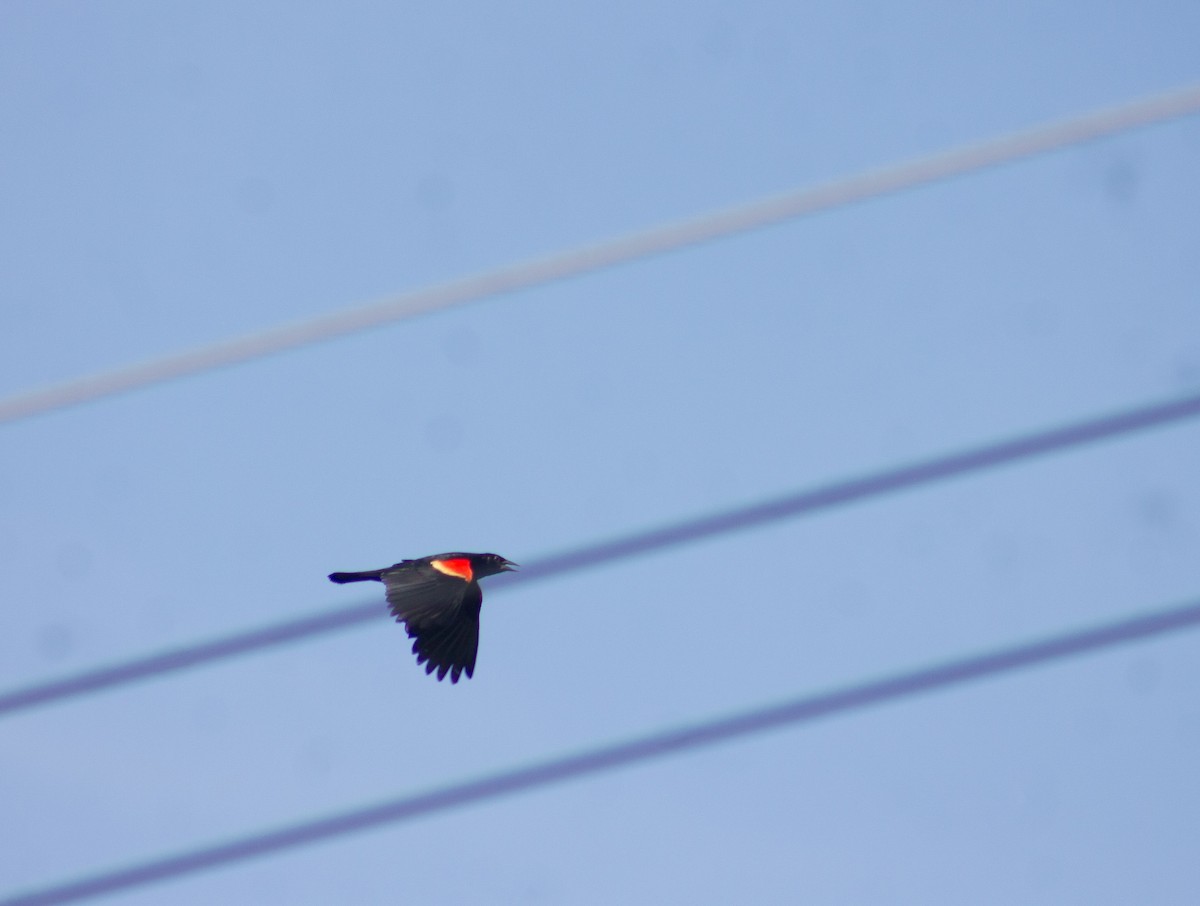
[329,552,517,683]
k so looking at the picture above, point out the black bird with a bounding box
[329,552,517,683]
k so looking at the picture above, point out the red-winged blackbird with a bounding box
[329,552,517,683]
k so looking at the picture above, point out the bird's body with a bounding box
[329,552,516,683]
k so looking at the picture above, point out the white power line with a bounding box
[3,83,1199,427]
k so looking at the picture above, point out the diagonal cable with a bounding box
[2,84,1199,426]
[2,390,1198,719]
[5,595,1200,906]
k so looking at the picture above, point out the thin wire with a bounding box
[3,390,1198,719]
[3,84,1200,427]
[6,596,1200,906]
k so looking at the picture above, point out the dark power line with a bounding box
[6,596,1200,906]
[1,84,1199,426]
[2,390,1199,720]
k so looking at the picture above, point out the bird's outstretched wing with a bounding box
[382,570,482,683]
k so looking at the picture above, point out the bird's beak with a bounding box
[502,560,519,572]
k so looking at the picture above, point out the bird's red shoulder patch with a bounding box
[430,557,473,582]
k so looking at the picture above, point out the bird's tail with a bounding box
[328,570,385,584]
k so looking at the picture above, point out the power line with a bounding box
[3,84,1199,427]
[0,604,381,717]
[6,595,1199,906]
[3,390,1198,719]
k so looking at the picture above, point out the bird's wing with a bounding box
[382,570,482,683]
[382,568,468,627]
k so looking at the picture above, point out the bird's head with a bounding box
[471,552,519,578]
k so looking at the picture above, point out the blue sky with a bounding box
[3,2,1200,903]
